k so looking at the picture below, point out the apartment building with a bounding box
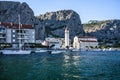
[0,22,35,48]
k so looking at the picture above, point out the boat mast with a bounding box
[18,14,22,50]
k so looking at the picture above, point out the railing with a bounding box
[0,36,6,38]
[0,40,6,43]
[0,30,6,34]
[17,37,29,39]
[17,33,29,36]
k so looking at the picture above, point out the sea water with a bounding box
[0,51,120,80]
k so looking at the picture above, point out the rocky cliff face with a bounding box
[37,10,84,39]
[0,1,45,39]
[1,1,120,46]
[0,1,85,40]
[83,20,120,44]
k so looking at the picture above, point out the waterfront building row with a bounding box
[0,22,98,50]
[41,27,98,50]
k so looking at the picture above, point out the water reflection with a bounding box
[62,52,81,79]
[0,51,120,80]
[63,52,80,66]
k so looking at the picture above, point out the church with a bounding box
[73,36,98,50]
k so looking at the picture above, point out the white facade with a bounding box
[73,36,98,50]
[73,36,80,49]
[45,37,64,49]
[6,29,12,43]
[41,41,48,46]
[27,29,35,43]
[65,27,69,48]
[6,29,35,44]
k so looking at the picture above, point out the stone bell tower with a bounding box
[65,27,69,48]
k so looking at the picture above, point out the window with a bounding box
[13,35,15,37]
[13,39,15,42]
[32,31,34,34]
[12,30,15,33]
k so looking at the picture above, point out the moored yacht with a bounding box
[0,49,31,54]
[51,50,66,54]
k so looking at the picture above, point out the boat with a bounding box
[72,49,80,52]
[1,49,31,54]
[35,48,48,53]
[51,49,66,54]
[1,14,31,54]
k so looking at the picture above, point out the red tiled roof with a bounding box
[22,24,33,29]
[0,22,33,29]
[0,22,12,27]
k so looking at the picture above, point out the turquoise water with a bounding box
[0,51,120,80]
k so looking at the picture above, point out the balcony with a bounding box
[17,33,29,36]
[0,37,6,38]
[0,35,6,38]
[0,39,6,43]
[0,40,6,43]
[0,30,6,34]
[17,37,29,40]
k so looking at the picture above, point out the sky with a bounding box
[2,0,120,23]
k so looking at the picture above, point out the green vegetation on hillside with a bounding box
[83,20,111,28]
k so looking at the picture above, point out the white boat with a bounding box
[35,49,48,53]
[1,50,31,54]
[51,50,66,54]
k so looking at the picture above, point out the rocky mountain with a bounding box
[37,10,84,39]
[0,1,84,40]
[0,1,45,39]
[83,20,120,45]
[2,1,120,46]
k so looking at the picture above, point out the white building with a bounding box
[41,41,48,46]
[65,27,69,48]
[73,36,98,50]
[45,37,64,49]
[0,22,35,49]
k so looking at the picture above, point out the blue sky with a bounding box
[3,0,120,23]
